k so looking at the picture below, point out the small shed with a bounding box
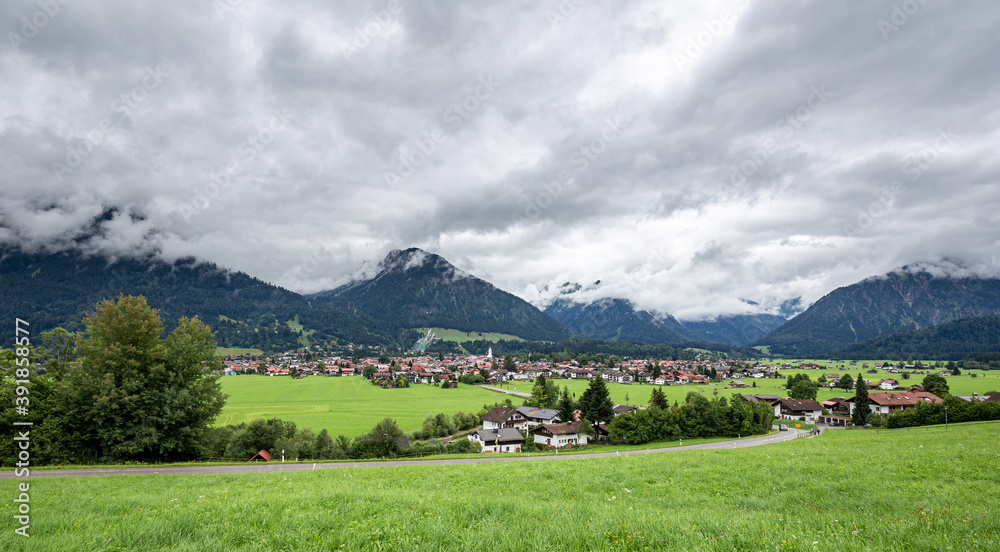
[248,449,271,462]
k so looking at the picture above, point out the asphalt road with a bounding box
[1,429,808,479]
[477,384,531,398]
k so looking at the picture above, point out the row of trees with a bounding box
[608,390,775,444]
[887,397,1000,428]
[1,295,227,466]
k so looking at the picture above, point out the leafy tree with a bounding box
[39,327,78,379]
[922,374,950,397]
[56,296,226,462]
[368,417,404,443]
[789,379,819,400]
[852,374,870,426]
[362,365,377,380]
[649,387,668,410]
[951,366,961,376]
[526,374,559,408]
[314,428,335,459]
[502,354,516,371]
[837,373,854,390]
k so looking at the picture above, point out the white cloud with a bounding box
[1,0,998,319]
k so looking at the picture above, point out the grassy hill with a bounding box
[7,423,998,550]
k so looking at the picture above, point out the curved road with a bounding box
[1,429,808,479]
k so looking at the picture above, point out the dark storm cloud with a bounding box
[1,0,998,318]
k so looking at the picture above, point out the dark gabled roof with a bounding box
[472,428,524,444]
[532,421,582,436]
[613,405,638,414]
[516,406,559,421]
[779,398,823,412]
[482,407,524,423]
[744,394,782,404]
[986,393,1000,403]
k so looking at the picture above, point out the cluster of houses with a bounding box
[222,348,783,386]
[744,390,1000,426]
[466,405,616,453]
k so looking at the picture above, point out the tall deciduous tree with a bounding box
[59,295,226,462]
[852,373,870,426]
[922,374,950,396]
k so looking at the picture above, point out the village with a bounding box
[220,346,999,454]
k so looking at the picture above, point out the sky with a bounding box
[2,0,999,320]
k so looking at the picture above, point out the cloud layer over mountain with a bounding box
[2,0,999,319]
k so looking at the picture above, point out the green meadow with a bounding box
[5,423,998,551]
[217,376,504,436]
[418,327,526,343]
[217,366,1000,437]
[497,365,1000,406]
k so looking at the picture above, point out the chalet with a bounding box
[860,392,943,416]
[744,394,783,417]
[821,398,852,416]
[532,421,591,448]
[878,379,899,390]
[481,407,528,431]
[779,398,823,423]
[468,428,524,453]
[516,406,560,428]
[727,380,749,388]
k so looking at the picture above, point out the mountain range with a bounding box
[542,295,789,347]
[0,247,393,351]
[752,267,1000,356]
[3,244,1000,358]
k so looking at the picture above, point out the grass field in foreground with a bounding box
[217,376,503,436]
[5,423,998,551]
